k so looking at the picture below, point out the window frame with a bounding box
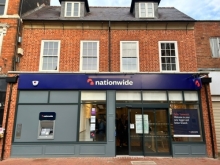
[80,40,100,72]
[209,37,220,58]
[120,41,140,72]
[139,2,155,18]
[64,2,80,17]
[158,41,179,72]
[0,32,3,56]
[39,40,61,72]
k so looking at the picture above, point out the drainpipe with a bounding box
[202,77,217,158]
[13,0,23,71]
[1,83,13,160]
[108,21,111,72]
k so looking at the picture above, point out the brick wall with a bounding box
[18,28,197,72]
[0,77,18,159]
[7,0,20,15]
[200,83,218,158]
[0,19,18,74]
[195,22,220,69]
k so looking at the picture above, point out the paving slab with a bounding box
[0,157,219,165]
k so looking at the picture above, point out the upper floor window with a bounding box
[139,3,154,18]
[65,2,80,17]
[39,40,60,71]
[120,41,139,72]
[210,37,220,58]
[80,41,99,72]
[159,41,179,72]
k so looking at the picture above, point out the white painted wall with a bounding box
[209,72,220,95]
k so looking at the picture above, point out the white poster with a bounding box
[143,115,149,134]
[135,114,149,134]
[90,124,96,131]
[130,124,135,129]
[91,116,96,123]
[135,115,143,134]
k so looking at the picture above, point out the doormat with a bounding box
[131,161,157,165]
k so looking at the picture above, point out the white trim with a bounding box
[39,40,61,72]
[174,135,200,137]
[0,15,19,18]
[64,2,80,17]
[158,41,179,72]
[80,40,99,72]
[139,3,154,18]
[0,33,3,56]
[120,41,139,72]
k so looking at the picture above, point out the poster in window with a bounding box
[135,114,149,134]
[173,109,200,137]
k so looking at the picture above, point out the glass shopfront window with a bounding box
[79,91,107,142]
[169,91,203,142]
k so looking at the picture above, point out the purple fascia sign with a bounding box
[173,109,200,137]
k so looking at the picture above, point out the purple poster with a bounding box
[173,109,200,137]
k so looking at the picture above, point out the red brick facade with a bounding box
[1,18,217,159]
[195,22,220,69]
[18,28,197,72]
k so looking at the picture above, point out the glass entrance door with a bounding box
[143,109,171,155]
[128,108,171,156]
[129,108,143,155]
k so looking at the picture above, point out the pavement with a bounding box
[0,157,220,165]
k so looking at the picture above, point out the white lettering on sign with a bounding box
[42,115,53,117]
[95,79,133,86]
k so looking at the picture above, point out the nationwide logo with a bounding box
[42,115,54,118]
[87,78,133,86]
[194,79,201,88]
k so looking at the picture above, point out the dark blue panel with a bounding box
[18,73,201,90]
[39,112,56,120]
[173,109,200,137]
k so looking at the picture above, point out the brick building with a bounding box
[195,21,220,156]
[3,0,217,158]
[0,0,50,160]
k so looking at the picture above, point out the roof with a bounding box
[22,6,194,22]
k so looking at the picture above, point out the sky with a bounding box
[50,0,220,20]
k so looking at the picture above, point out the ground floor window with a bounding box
[79,91,107,142]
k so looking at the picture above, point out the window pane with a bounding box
[171,50,175,56]
[171,64,176,70]
[160,42,177,71]
[143,91,167,101]
[74,3,79,16]
[81,41,98,70]
[184,91,198,101]
[79,103,107,142]
[0,6,4,15]
[42,41,59,70]
[170,103,203,142]
[165,50,170,56]
[116,91,141,101]
[66,3,72,16]
[210,38,220,57]
[122,42,137,57]
[169,91,182,101]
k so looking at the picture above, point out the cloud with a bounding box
[160,0,220,20]
[50,0,220,20]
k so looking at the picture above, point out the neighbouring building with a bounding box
[195,21,220,156]
[0,0,50,160]
[2,0,218,158]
